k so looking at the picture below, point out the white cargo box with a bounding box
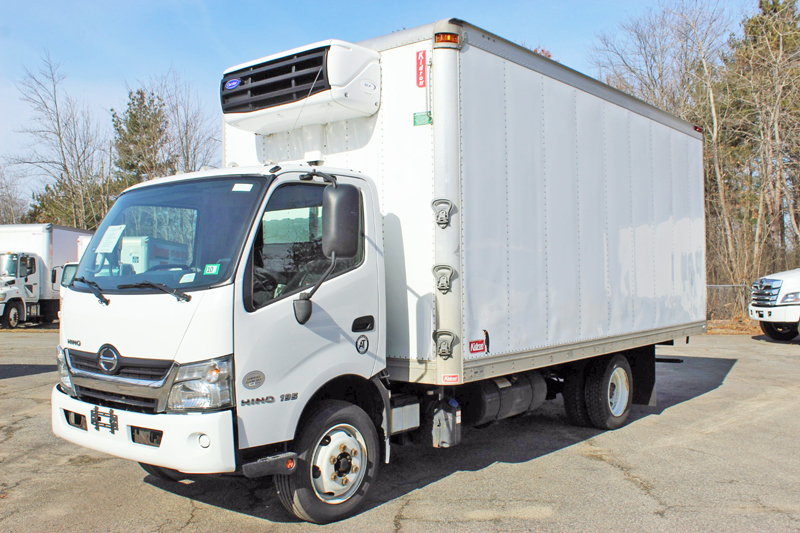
[223,19,706,385]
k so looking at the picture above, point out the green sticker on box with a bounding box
[203,263,220,275]
[413,111,432,126]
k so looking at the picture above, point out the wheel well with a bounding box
[298,375,385,442]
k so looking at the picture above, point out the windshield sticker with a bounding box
[95,225,126,254]
[203,263,220,275]
[179,273,196,284]
[232,183,253,192]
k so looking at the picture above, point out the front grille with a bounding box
[67,349,172,381]
[74,385,158,414]
[220,46,331,114]
[751,278,782,307]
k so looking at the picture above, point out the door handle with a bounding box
[351,315,374,332]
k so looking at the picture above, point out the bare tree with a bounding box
[0,166,28,224]
[6,52,112,229]
[154,68,220,173]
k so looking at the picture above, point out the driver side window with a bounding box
[250,183,364,309]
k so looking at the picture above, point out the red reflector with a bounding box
[435,33,459,44]
[693,125,702,133]
[286,458,295,469]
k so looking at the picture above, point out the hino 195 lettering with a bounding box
[52,19,706,523]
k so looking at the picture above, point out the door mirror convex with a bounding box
[294,184,361,325]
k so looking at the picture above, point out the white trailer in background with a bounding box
[52,19,705,523]
[0,224,93,328]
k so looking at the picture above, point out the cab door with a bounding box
[232,173,383,449]
[20,255,39,305]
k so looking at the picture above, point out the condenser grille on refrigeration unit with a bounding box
[220,46,331,114]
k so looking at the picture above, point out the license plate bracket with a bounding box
[90,406,119,434]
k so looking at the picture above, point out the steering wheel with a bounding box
[253,267,278,304]
[145,264,192,272]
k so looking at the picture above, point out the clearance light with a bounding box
[435,33,459,44]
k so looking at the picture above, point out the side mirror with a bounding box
[51,268,57,284]
[322,184,360,259]
[61,264,78,288]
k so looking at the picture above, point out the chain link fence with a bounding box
[707,284,751,320]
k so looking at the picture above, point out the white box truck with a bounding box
[749,270,800,340]
[0,224,93,328]
[52,19,706,523]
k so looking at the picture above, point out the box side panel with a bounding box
[460,46,705,361]
[506,65,548,351]
[256,42,437,361]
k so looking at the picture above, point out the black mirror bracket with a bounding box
[299,169,338,188]
[293,253,337,325]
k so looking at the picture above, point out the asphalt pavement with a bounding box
[1,329,799,532]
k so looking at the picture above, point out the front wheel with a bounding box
[2,302,22,329]
[760,321,798,341]
[585,354,633,430]
[275,400,379,524]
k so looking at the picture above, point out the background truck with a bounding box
[51,18,706,523]
[0,224,93,328]
[749,269,800,340]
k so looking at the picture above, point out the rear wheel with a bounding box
[274,400,379,524]
[2,302,21,329]
[585,354,633,430]
[138,462,188,482]
[563,364,592,427]
[760,321,798,341]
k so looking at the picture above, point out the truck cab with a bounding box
[1,252,43,328]
[749,269,800,341]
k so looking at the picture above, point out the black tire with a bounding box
[563,364,592,427]
[585,354,633,430]
[274,400,379,524]
[138,462,188,482]
[2,302,22,329]
[760,321,798,341]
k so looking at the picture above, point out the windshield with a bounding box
[0,254,19,277]
[75,176,268,292]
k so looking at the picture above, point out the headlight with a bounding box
[56,346,74,394]
[167,356,232,412]
[781,292,800,304]
[0,293,6,301]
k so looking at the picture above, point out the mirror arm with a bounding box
[299,169,338,189]
[293,253,337,325]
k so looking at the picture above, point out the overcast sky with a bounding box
[0,0,756,194]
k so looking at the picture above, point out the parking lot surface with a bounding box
[1,330,799,532]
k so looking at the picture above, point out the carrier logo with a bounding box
[97,345,120,374]
[224,78,241,90]
[360,80,377,93]
[416,50,426,88]
[442,374,459,383]
[66,339,81,347]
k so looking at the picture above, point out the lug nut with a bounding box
[341,477,349,486]
[339,444,348,452]
[352,465,359,473]
[331,473,337,481]
[351,448,358,457]
[329,456,336,464]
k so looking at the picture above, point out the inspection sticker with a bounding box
[179,273,196,284]
[203,264,220,275]
[232,183,253,192]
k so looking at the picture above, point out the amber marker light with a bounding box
[435,33,459,44]
[286,458,295,469]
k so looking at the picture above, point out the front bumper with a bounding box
[51,386,236,474]
[748,304,800,323]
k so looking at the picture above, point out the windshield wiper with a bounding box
[117,280,192,302]
[72,276,110,306]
